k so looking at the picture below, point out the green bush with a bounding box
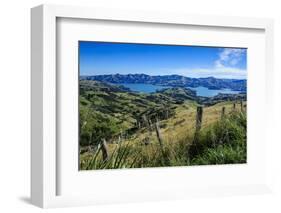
[80,107,119,146]
[190,111,247,165]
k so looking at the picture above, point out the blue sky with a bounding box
[79,41,247,79]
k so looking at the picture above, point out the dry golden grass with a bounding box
[80,100,246,168]
[121,101,244,146]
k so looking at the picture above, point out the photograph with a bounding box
[79,41,247,170]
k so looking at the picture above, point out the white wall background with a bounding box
[0,0,280,212]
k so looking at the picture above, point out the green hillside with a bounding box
[79,80,247,169]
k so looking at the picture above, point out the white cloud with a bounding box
[173,48,247,79]
[154,48,247,79]
[173,67,247,79]
[215,48,246,69]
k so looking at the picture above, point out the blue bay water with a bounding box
[116,83,170,93]
[115,83,240,97]
[186,86,240,97]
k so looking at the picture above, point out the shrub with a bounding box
[189,111,247,165]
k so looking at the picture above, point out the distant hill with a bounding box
[81,73,247,91]
[79,80,245,129]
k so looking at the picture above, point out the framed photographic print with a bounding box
[31,4,274,208]
[78,41,248,171]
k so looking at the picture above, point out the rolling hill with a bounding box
[81,73,247,91]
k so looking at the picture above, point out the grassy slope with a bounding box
[106,101,242,147]
[80,100,246,169]
[79,80,246,169]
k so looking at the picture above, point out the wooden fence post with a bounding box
[148,119,153,135]
[195,106,203,133]
[155,118,163,148]
[165,109,169,119]
[221,106,225,119]
[101,139,109,161]
[233,103,236,110]
[193,106,203,144]
[137,120,141,129]
[189,106,204,156]
[142,114,151,130]
[240,101,243,112]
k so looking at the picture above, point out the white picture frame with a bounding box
[31,4,274,208]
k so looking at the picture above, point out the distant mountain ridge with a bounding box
[80,74,246,91]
